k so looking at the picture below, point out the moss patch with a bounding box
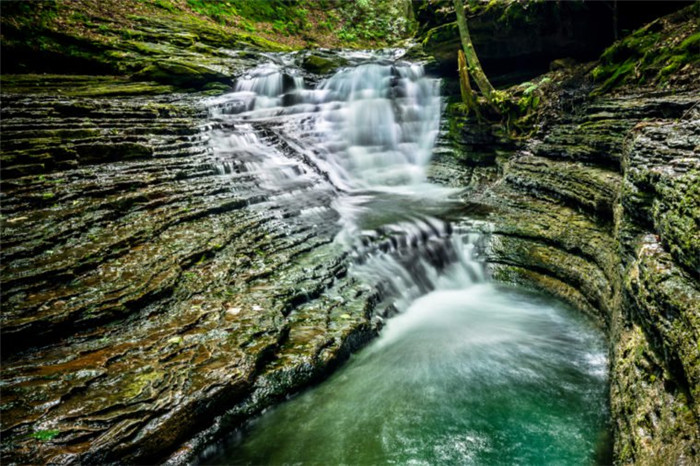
[591,5,700,94]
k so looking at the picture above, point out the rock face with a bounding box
[435,7,700,458]
[0,79,382,464]
[418,0,691,85]
[447,83,699,462]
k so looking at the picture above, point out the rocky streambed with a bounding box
[0,74,380,464]
[1,15,699,466]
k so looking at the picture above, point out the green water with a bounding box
[207,283,610,465]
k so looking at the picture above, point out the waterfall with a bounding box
[207,55,442,191]
[314,63,442,189]
[199,52,610,466]
[205,52,470,314]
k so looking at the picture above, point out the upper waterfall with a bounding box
[206,52,442,192]
[315,62,442,189]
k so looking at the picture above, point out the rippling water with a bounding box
[208,281,609,465]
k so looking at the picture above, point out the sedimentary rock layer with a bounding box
[451,90,699,462]
[0,84,379,464]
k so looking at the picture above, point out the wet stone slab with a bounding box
[0,89,379,464]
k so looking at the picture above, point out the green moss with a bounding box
[653,168,700,274]
[593,59,636,94]
[657,54,690,80]
[29,430,60,441]
[591,6,699,93]
[679,31,700,51]
[301,54,348,75]
[0,74,176,96]
[422,22,459,49]
[133,60,229,88]
[121,370,162,399]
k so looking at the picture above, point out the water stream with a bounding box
[201,50,610,464]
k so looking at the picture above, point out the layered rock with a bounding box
[0,82,384,464]
[447,82,699,463]
[433,7,700,459]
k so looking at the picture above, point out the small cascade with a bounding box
[204,53,463,315]
[205,56,441,191]
[351,225,487,315]
[210,63,304,115]
[207,124,306,191]
[315,63,441,189]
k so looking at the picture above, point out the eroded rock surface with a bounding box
[450,88,699,462]
[0,82,381,464]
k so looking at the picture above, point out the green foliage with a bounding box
[186,0,239,24]
[29,430,60,441]
[184,0,336,38]
[152,0,178,13]
[591,7,699,94]
[516,77,550,113]
[332,0,415,44]
[459,74,554,137]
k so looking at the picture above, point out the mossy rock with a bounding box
[133,59,230,88]
[301,53,348,75]
[75,142,153,163]
[421,22,460,64]
[0,74,176,97]
[591,5,700,94]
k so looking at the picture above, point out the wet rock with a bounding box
[0,86,381,465]
[300,52,349,75]
[134,60,232,89]
[612,324,699,463]
[456,86,699,464]
[624,120,700,276]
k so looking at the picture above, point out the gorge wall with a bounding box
[436,6,699,462]
[1,1,698,464]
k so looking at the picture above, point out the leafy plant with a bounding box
[517,77,551,113]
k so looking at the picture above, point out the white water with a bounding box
[201,53,610,465]
[314,62,441,189]
[206,53,441,191]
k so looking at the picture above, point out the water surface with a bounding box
[209,282,609,465]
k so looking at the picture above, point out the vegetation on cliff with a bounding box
[446,3,698,140]
[1,0,415,89]
[591,3,700,94]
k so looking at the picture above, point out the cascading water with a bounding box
[313,62,441,189]
[201,51,610,465]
